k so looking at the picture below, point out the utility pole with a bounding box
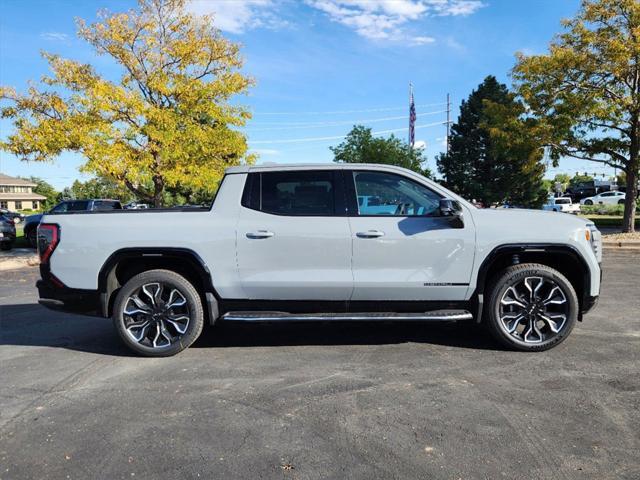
[446,93,451,155]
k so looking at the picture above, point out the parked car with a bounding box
[36,164,602,356]
[0,214,17,250]
[542,197,581,214]
[24,199,122,247]
[124,202,150,210]
[0,209,25,224]
[579,191,626,206]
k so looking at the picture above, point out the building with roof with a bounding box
[0,173,47,211]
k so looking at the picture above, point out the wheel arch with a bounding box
[474,243,591,322]
[97,248,220,324]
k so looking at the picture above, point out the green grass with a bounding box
[13,224,31,248]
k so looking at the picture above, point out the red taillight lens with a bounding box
[38,223,60,263]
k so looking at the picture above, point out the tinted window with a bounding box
[352,171,441,216]
[51,201,89,213]
[243,171,336,216]
[93,201,122,211]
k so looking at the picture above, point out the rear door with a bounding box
[345,170,476,302]
[236,169,353,300]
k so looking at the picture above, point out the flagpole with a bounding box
[408,82,413,145]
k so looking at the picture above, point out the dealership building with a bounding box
[0,173,46,211]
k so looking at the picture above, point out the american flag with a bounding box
[409,86,416,147]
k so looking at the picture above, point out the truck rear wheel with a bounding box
[485,263,578,351]
[113,269,204,357]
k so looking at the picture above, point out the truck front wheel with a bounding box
[485,263,578,351]
[113,269,204,357]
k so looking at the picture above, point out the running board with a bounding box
[221,310,473,322]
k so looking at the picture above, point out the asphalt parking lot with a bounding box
[1,252,639,480]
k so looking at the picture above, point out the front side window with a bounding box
[242,170,337,216]
[352,171,442,216]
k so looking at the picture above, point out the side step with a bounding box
[221,310,473,322]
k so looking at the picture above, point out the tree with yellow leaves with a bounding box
[514,0,640,232]
[1,0,253,207]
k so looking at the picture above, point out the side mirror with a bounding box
[439,198,464,228]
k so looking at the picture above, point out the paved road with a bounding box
[1,253,639,480]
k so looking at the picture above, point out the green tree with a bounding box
[569,174,594,189]
[23,176,58,210]
[437,76,547,207]
[331,125,432,177]
[69,177,136,203]
[553,173,571,192]
[1,0,253,207]
[513,0,640,232]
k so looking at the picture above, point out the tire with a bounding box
[26,228,37,248]
[552,208,558,212]
[584,199,593,205]
[618,199,625,205]
[485,263,578,352]
[0,242,12,251]
[113,269,204,357]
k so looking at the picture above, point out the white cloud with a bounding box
[307,0,484,41]
[411,35,436,45]
[40,32,70,42]
[187,0,286,33]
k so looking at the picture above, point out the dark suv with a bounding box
[24,199,122,247]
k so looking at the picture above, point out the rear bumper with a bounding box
[37,269,100,316]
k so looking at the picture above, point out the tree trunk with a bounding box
[623,163,638,233]
[152,174,164,208]
[623,123,639,233]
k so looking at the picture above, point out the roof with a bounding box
[225,163,415,174]
[0,173,37,187]
[0,193,47,201]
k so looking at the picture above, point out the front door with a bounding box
[236,169,353,301]
[346,170,475,302]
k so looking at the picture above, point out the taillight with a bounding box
[38,223,60,263]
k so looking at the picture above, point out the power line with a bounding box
[252,102,447,116]
[249,121,446,145]
[246,110,447,130]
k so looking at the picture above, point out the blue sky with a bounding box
[0,0,614,189]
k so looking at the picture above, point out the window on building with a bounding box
[15,201,22,210]
[0,201,7,209]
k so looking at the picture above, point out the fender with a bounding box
[97,247,220,323]
[472,243,591,322]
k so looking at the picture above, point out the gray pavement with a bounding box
[1,253,639,480]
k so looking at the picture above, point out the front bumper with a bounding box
[37,267,100,316]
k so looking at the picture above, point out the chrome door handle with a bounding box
[246,230,275,239]
[356,230,385,238]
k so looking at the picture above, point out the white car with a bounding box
[580,191,626,205]
[35,163,602,356]
[542,197,580,214]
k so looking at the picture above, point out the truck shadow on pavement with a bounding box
[0,303,501,356]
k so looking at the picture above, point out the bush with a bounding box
[579,204,625,216]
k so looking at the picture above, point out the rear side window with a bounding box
[242,170,338,216]
[51,201,89,213]
[93,201,122,211]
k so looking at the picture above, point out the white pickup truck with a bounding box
[542,196,581,214]
[36,164,602,356]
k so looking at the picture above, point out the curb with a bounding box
[603,241,640,250]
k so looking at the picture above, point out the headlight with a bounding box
[586,224,602,263]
